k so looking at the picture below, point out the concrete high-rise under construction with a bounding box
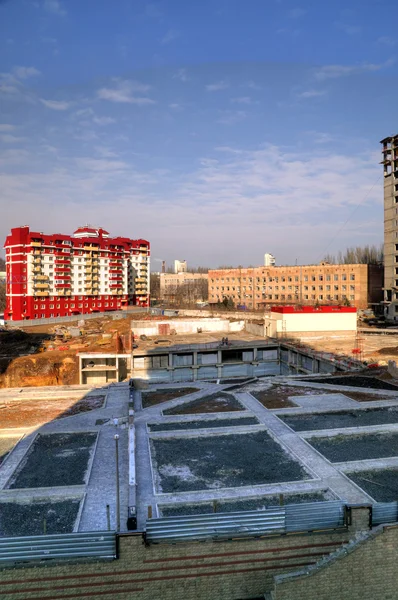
[381,134,398,320]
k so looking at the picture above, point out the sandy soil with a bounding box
[0,395,104,429]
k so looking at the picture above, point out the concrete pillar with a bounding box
[79,356,83,385]
[168,353,173,367]
[116,356,119,382]
[217,349,223,378]
[347,505,371,534]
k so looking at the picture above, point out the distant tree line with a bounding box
[323,244,384,265]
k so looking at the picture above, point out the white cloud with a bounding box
[0,141,382,267]
[161,29,179,44]
[297,89,327,99]
[173,69,189,82]
[206,80,229,92]
[314,59,395,80]
[231,96,256,105]
[244,81,261,90]
[378,36,397,47]
[0,134,26,143]
[13,66,41,79]
[97,79,155,104]
[288,8,306,18]
[336,22,361,35]
[217,110,247,125]
[43,0,66,17]
[169,103,182,110]
[0,124,16,132]
[40,99,71,110]
[93,116,116,125]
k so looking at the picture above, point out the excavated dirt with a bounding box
[249,385,327,409]
[148,416,259,432]
[344,391,396,402]
[0,351,79,388]
[281,407,398,432]
[151,430,309,493]
[9,432,97,489]
[163,392,245,415]
[160,491,332,517]
[0,499,81,536]
[348,469,398,502]
[303,376,398,391]
[142,388,199,408]
[0,395,105,429]
[308,432,398,462]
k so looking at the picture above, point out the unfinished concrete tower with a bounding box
[381,134,398,320]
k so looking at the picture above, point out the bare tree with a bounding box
[323,244,383,265]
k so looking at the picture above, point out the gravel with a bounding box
[149,417,259,432]
[163,392,245,415]
[347,469,398,502]
[281,407,398,432]
[303,376,398,391]
[160,491,331,517]
[9,432,97,489]
[151,431,309,493]
[308,432,398,462]
[0,499,81,537]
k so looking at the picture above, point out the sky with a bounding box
[0,0,397,269]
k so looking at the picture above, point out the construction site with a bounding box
[2,305,398,598]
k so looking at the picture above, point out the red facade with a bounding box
[4,226,150,321]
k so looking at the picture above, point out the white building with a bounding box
[264,253,276,267]
[174,259,187,274]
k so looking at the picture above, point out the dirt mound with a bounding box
[0,351,78,388]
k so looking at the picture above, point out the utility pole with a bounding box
[114,434,120,532]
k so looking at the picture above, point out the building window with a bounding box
[41,313,45,317]
[342,285,347,291]
[304,295,308,300]
[319,275,323,281]
[334,274,338,281]
[334,295,339,300]
[334,285,339,291]
[350,274,355,280]
[342,274,347,281]
[34,305,38,309]
[326,274,331,281]
[319,285,323,291]
[319,295,323,300]
[50,304,54,308]
[56,304,60,308]
[350,285,355,291]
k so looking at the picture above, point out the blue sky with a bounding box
[0,0,397,268]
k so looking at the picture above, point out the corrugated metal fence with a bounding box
[372,502,398,526]
[146,501,346,544]
[0,531,116,566]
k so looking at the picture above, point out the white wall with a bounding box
[131,318,245,336]
[267,311,357,335]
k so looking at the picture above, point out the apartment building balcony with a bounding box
[34,282,49,289]
[33,266,42,273]
[84,245,99,251]
[31,241,42,247]
[35,291,49,297]
[85,259,93,266]
[33,257,43,265]
[35,274,48,281]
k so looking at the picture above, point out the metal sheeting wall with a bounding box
[372,502,398,526]
[145,501,346,544]
[0,531,116,566]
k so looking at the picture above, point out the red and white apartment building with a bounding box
[3,225,150,321]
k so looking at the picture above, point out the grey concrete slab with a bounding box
[300,423,398,438]
[235,392,373,503]
[148,424,266,438]
[336,457,398,472]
